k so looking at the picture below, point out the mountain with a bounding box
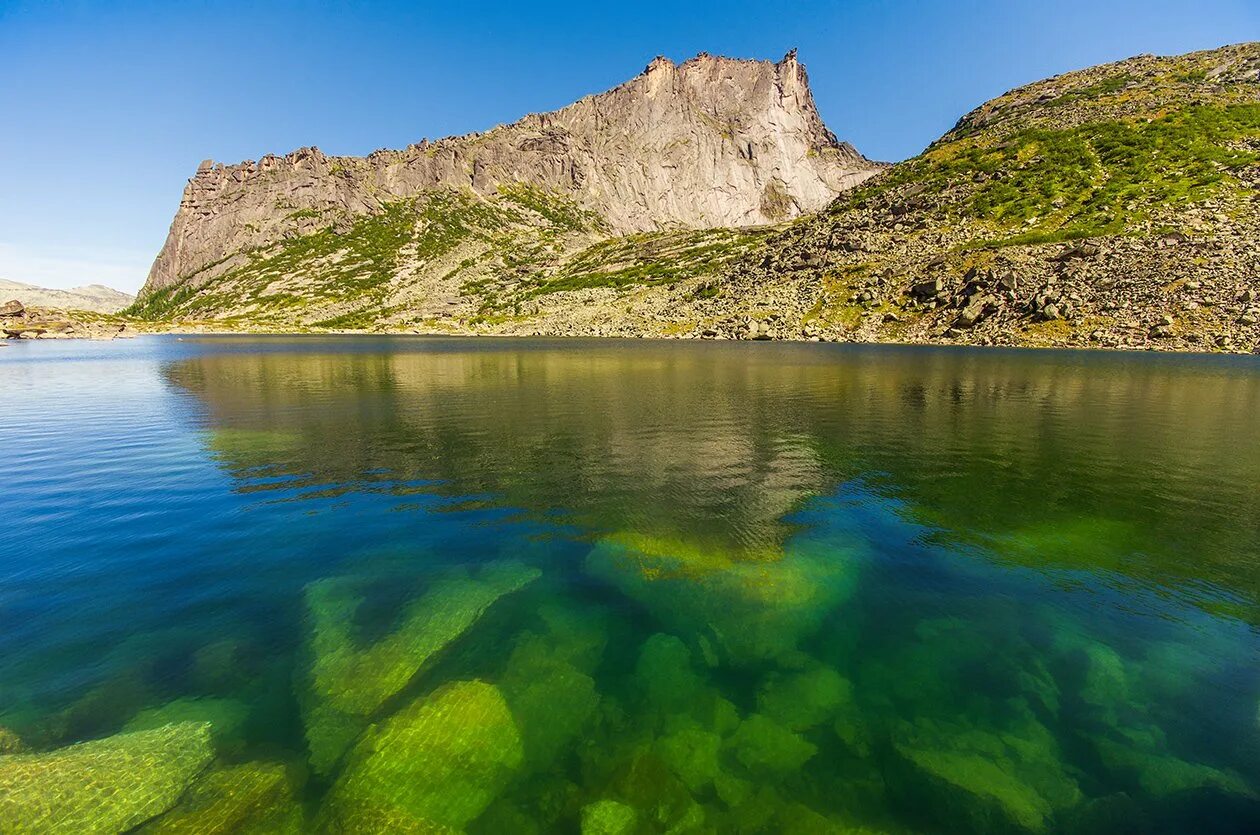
[133,51,881,327]
[0,278,134,313]
[702,42,1260,350]
[131,44,1260,352]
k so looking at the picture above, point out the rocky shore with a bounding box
[1,299,135,341]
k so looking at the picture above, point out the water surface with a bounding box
[1,336,1258,833]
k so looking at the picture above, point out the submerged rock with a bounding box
[138,762,304,834]
[635,633,707,715]
[300,561,540,773]
[580,799,638,835]
[586,532,861,664]
[122,697,250,755]
[0,722,214,833]
[0,727,27,755]
[501,631,599,771]
[728,714,817,778]
[757,663,853,731]
[889,715,1080,834]
[323,680,524,832]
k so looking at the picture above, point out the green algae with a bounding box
[323,680,524,832]
[0,722,214,834]
[299,560,540,773]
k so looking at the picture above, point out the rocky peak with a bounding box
[143,51,880,294]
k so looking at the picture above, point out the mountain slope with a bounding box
[701,42,1260,350]
[0,279,134,313]
[133,51,880,327]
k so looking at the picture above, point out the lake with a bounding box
[1,335,1258,833]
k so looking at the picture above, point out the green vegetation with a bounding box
[845,103,1259,247]
[519,227,770,298]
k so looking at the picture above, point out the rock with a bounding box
[586,532,862,664]
[1150,324,1175,338]
[581,799,638,835]
[0,300,24,317]
[890,716,1080,834]
[0,727,27,755]
[756,664,853,731]
[137,762,304,834]
[911,278,944,298]
[299,561,540,774]
[954,295,997,329]
[728,714,817,777]
[0,722,214,833]
[122,697,250,755]
[322,680,523,831]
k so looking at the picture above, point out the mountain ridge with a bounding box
[140,50,879,301]
[0,278,134,313]
[126,43,1260,353]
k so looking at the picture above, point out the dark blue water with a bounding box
[1,335,1257,833]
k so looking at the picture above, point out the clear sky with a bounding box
[2,0,1256,293]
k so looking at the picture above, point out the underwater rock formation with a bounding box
[123,697,250,756]
[322,680,524,831]
[0,722,214,833]
[501,631,599,771]
[138,762,305,834]
[586,533,861,664]
[580,799,638,835]
[299,560,540,773]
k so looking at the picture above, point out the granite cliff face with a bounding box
[141,51,878,299]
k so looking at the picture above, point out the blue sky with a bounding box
[2,1,1256,293]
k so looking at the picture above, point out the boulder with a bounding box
[322,680,524,831]
[137,762,304,834]
[0,722,214,833]
[581,799,638,835]
[299,560,540,774]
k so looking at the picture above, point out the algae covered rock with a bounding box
[757,663,853,731]
[122,697,250,755]
[0,721,213,834]
[138,762,304,834]
[323,680,524,831]
[581,799,638,835]
[0,727,27,755]
[889,715,1081,834]
[586,532,861,664]
[501,632,599,771]
[300,560,540,773]
[635,633,706,715]
[728,714,818,778]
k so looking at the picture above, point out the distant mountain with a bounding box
[130,51,881,325]
[0,278,134,313]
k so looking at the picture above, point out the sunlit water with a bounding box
[1,336,1258,834]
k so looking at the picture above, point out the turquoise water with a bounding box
[0,336,1258,833]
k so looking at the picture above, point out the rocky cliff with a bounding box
[139,51,879,310]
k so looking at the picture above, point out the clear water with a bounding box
[1,336,1258,834]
